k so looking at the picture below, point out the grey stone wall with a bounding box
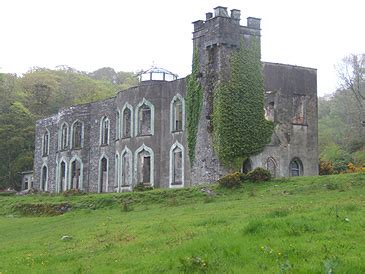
[33,78,190,192]
[254,62,319,176]
[190,7,318,182]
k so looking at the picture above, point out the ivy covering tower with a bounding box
[213,39,273,168]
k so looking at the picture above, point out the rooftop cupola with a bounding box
[138,66,178,83]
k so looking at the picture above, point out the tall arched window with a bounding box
[100,116,110,145]
[115,153,119,191]
[41,165,48,191]
[266,157,277,177]
[290,158,303,176]
[169,142,184,187]
[116,110,120,140]
[60,123,69,150]
[138,104,151,135]
[70,158,82,189]
[121,147,133,190]
[99,156,109,192]
[59,160,67,192]
[122,104,133,138]
[135,99,154,136]
[134,145,154,187]
[170,94,185,132]
[42,130,50,156]
[72,120,83,149]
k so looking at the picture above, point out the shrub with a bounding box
[319,159,334,175]
[133,183,154,192]
[62,188,85,196]
[247,167,271,182]
[217,172,246,188]
[13,202,72,216]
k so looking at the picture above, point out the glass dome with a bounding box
[138,66,178,82]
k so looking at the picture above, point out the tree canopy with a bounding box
[0,67,137,189]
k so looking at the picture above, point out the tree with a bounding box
[336,54,365,127]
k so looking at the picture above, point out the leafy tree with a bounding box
[336,54,365,127]
[0,66,138,189]
[0,101,34,189]
[320,143,352,173]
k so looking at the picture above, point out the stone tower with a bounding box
[190,6,262,183]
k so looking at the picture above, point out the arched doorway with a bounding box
[242,158,252,174]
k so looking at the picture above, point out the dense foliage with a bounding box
[319,88,365,173]
[213,39,273,168]
[186,49,203,164]
[246,167,272,182]
[0,67,137,189]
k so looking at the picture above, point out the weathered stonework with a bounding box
[33,6,318,192]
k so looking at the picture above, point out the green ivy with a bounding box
[213,38,274,169]
[186,48,203,165]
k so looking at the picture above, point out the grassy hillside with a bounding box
[1,173,365,273]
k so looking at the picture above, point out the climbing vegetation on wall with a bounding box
[213,38,274,169]
[186,48,203,165]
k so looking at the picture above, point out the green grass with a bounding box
[1,173,365,273]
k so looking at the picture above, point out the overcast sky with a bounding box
[0,0,364,96]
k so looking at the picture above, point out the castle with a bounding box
[33,6,318,193]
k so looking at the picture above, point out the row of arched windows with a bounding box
[40,154,302,192]
[100,142,185,193]
[40,156,83,192]
[42,120,84,156]
[42,96,185,156]
[40,142,185,193]
[263,157,303,177]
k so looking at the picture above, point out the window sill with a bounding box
[171,130,183,134]
[100,144,109,147]
[121,136,132,140]
[136,134,153,137]
[72,147,82,150]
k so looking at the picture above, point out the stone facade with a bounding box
[33,6,318,192]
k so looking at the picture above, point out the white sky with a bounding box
[0,0,364,96]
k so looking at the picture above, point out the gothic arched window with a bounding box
[99,156,109,192]
[60,123,69,150]
[100,116,110,145]
[135,99,154,136]
[171,95,184,132]
[122,106,132,138]
[290,158,303,176]
[72,120,83,149]
[42,130,49,156]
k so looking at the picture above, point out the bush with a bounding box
[218,172,246,188]
[62,188,85,196]
[319,159,334,175]
[133,183,154,192]
[247,168,271,182]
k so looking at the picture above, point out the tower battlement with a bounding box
[193,6,261,49]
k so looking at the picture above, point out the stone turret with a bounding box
[190,7,262,183]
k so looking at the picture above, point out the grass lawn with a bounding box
[0,172,365,273]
